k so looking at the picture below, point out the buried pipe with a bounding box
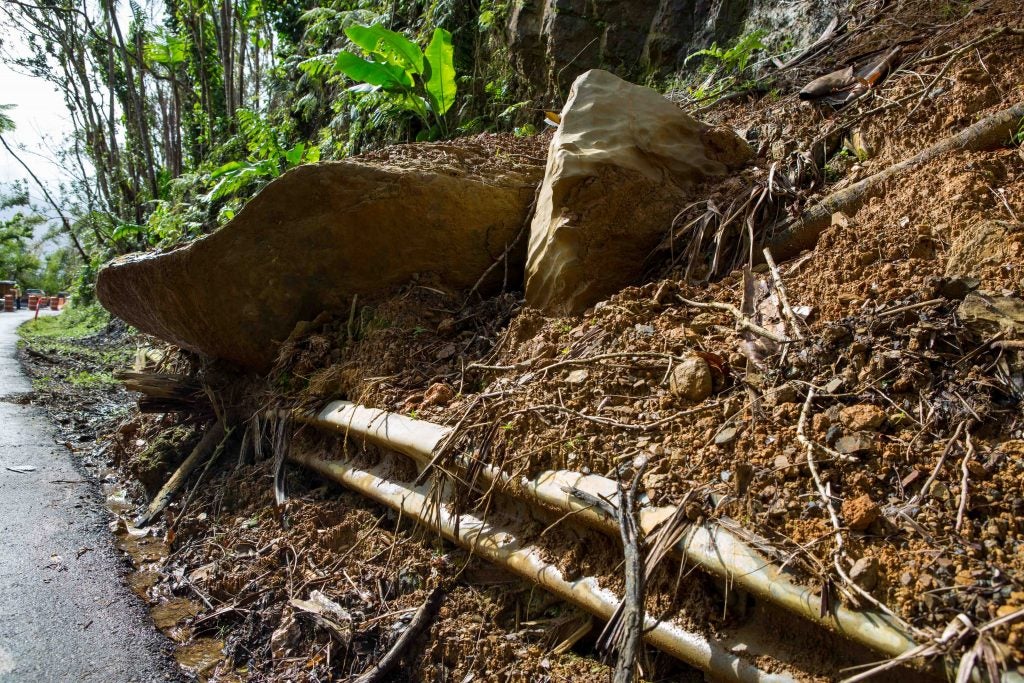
[288,447,794,683]
[296,401,920,662]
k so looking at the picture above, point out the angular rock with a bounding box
[669,355,713,402]
[958,291,1024,337]
[839,404,886,432]
[945,219,1023,278]
[849,556,879,591]
[422,383,455,407]
[524,69,750,314]
[835,433,874,455]
[97,140,543,371]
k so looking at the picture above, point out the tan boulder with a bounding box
[524,69,750,314]
[98,139,542,371]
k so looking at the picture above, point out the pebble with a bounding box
[713,426,739,446]
[850,556,879,591]
[835,433,874,455]
[839,404,887,431]
[669,356,713,401]
[774,454,797,481]
[565,369,589,384]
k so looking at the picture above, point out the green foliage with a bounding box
[683,30,768,101]
[329,23,458,139]
[206,108,320,201]
[1014,117,1024,146]
[0,103,14,133]
[19,302,110,342]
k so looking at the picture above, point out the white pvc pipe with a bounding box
[288,447,795,683]
[298,401,920,661]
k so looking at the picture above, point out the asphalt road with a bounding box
[0,309,181,682]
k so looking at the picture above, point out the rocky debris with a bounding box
[957,291,1024,336]
[524,69,750,314]
[838,404,886,431]
[850,556,879,591]
[841,494,880,531]
[669,355,713,401]
[834,433,874,456]
[422,383,455,407]
[97,137,544,371]
[945,220,1024,279]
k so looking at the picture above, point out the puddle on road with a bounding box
[175,638,229,678]
[104,476,227,681]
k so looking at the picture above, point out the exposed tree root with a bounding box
[135,419,225,526]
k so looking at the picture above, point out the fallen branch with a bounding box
[116,370,209,413]
[677,296,791,343]
[135,419,225,527]
[763,248,805,341]
[572,460,649,683]
[354,587,444,683]
[769,100,1024,260]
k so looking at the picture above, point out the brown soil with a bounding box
[88,2,1024,680]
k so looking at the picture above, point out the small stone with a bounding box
[831,212,852,229]
[766,383,798,406]
[774,454,796,481]
[842,494,880,531]
[899,571,914,587]
[825,425,843,446]
[565,369,589,384]
[849,556,879,591]
[823,377,845,394]
[669,356,713,402]
[713,426,739,446]
[422,383,455,407]
[929,481,951,501]
[839,404,887,431]
[835,433,874,455]
[435,343,457,361]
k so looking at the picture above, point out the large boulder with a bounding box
[524,69,750,314]
[98,138,543,372]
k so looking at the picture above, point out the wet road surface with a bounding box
[0,310,181,682]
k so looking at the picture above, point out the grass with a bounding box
[19,302,133,390]
[18,302,110,343]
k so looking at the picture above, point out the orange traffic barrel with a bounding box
[3,295,13,312]
[58,296,65,308]
[49,297,58,311]
[27,295,37,310]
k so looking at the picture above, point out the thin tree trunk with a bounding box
[0,135,89,262]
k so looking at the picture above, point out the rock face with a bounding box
[506,0,846,99]
[98,140,543,372]
[524,69,749,314]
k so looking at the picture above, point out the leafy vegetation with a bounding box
[682,30,769,101]
[328,23,458,140]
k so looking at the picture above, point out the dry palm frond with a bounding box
[656,158,818,282]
